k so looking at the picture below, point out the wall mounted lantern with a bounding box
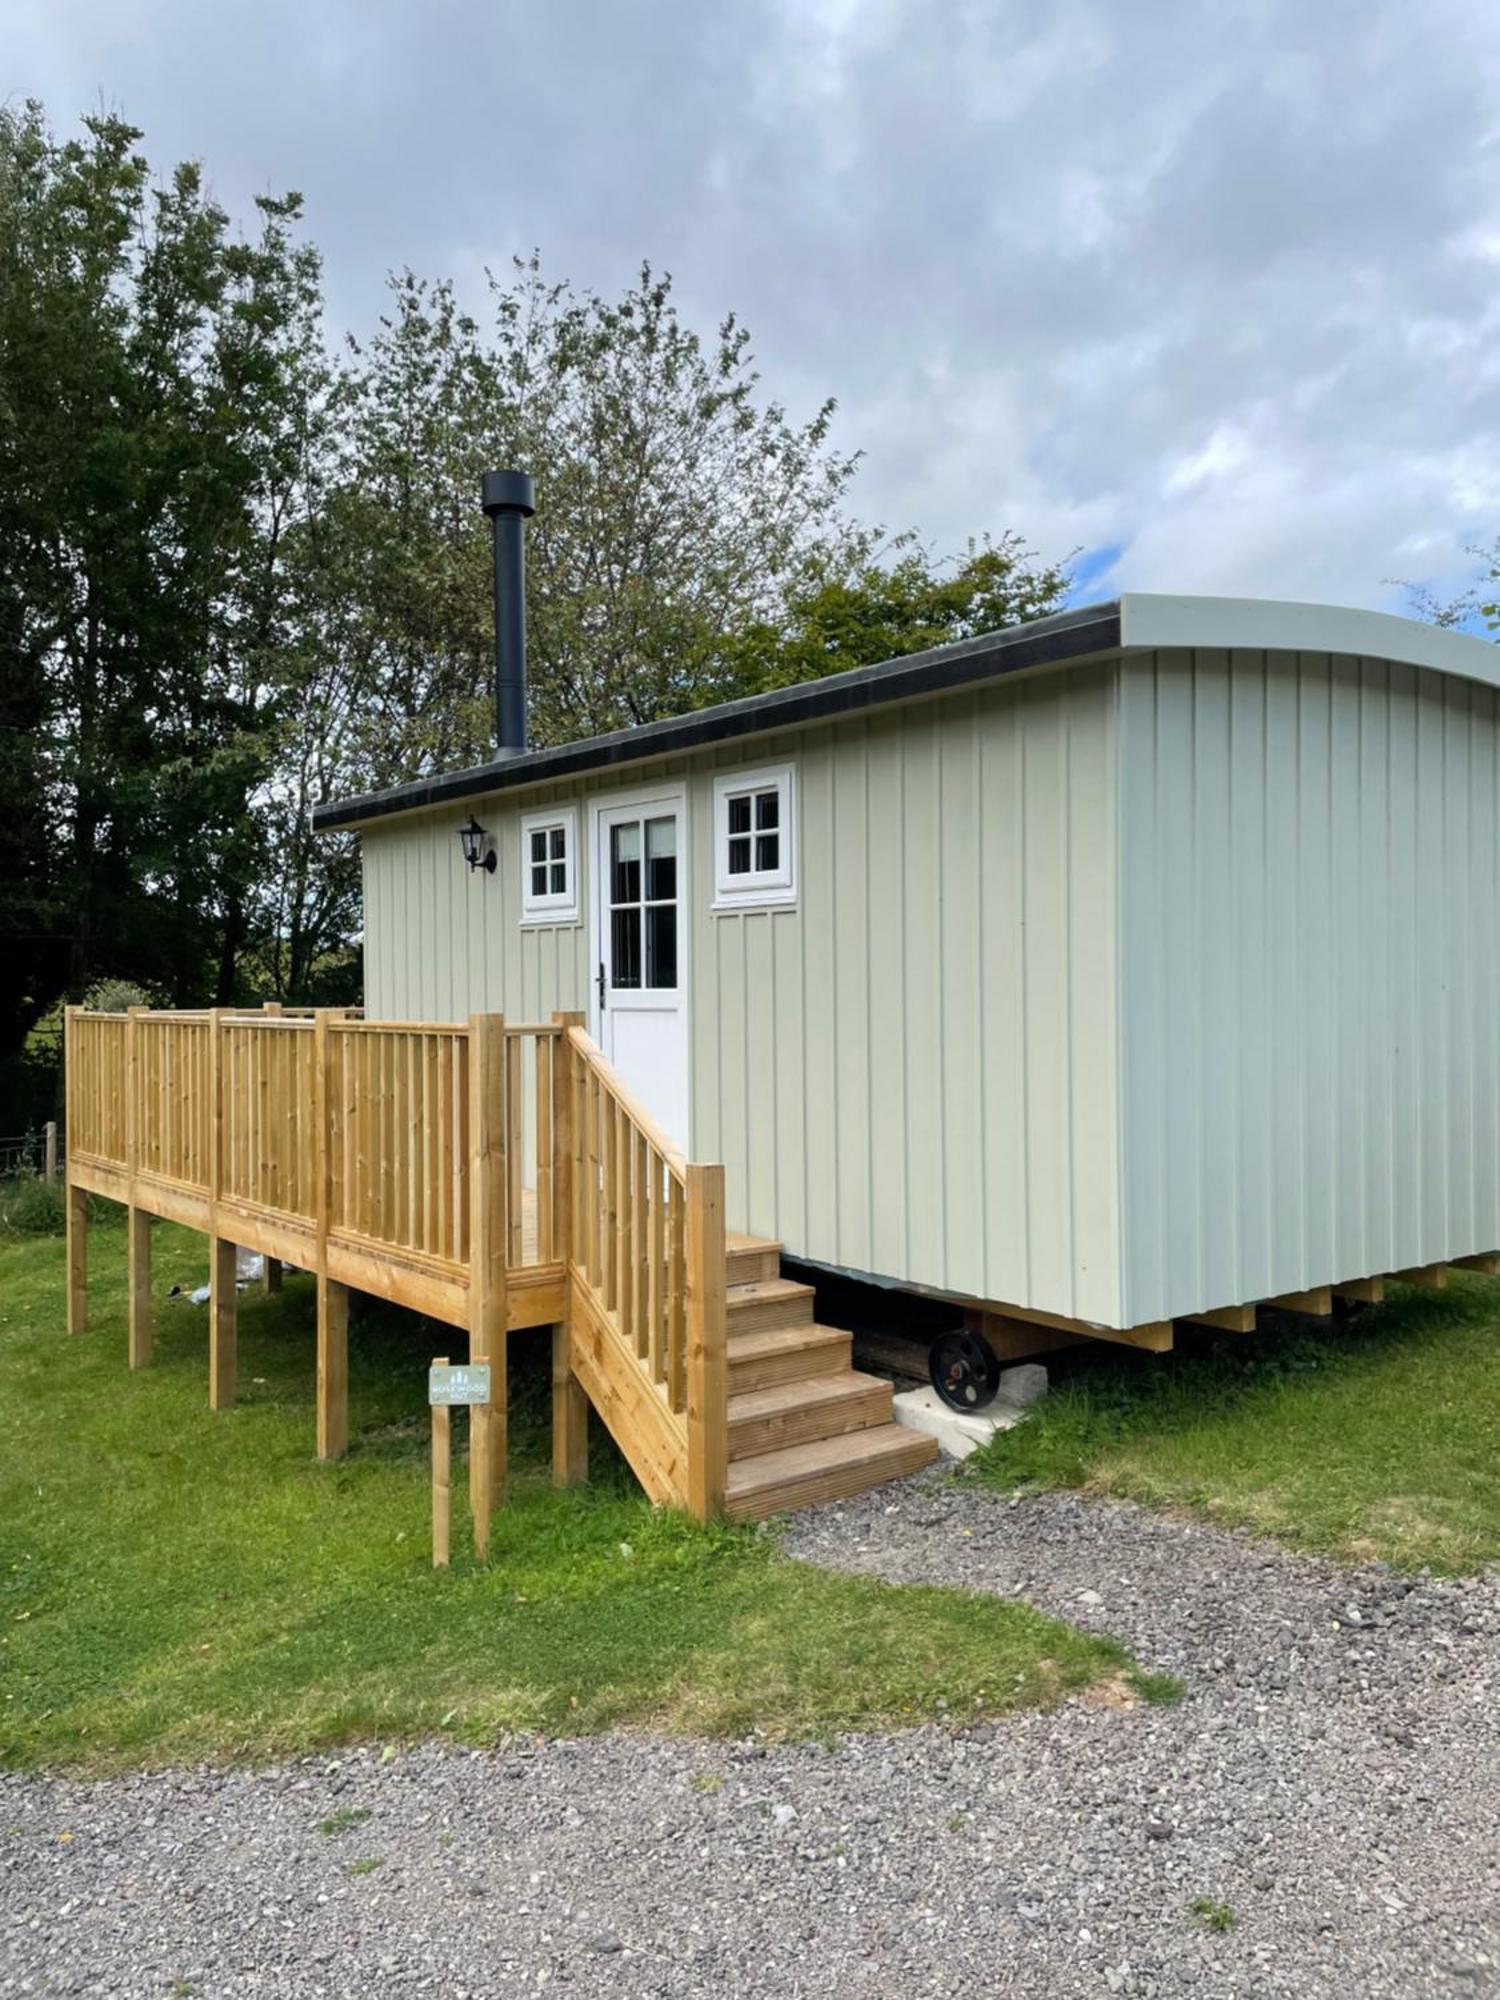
[458,814,496,874]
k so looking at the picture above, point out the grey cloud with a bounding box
[6,0,1500,609]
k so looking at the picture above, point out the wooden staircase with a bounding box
[722,1234,938,1520]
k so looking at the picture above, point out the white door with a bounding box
[592,789,690,1149]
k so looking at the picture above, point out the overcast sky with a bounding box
[7,0,1500,614]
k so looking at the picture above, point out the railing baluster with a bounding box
[667,1177,687,1413]
[425,1033,439,1258]
[405,1032,419,1251]
[434,1034,451,1259]
[507,1030,524,1269]
[636,1136,656,1368]
[648,1144,665,1384]
[600,1091,617,1312]
[536,1033,554,1264]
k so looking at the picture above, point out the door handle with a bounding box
[597,959,606,1011]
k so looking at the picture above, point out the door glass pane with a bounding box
[611,907,642,989]
[548,826,566,860]
[611,822,641,905]
[728,794,751,836]
[755,831,779,872]
[531,862,548,897]
[754,790,778,831]
[549,860,567,894]
[727,835,752,875]
[645,815,676,901]
[530,828,547,865]
[646,904,677,989]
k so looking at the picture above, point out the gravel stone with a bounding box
[3,1473,1498,1996]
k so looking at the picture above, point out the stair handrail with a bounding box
[559,1024,726,1519]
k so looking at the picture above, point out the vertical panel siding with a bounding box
[359,681,1123,1321]
[694,672,1123,1321]
[1119,648,1500,1324]
[361,758,693,1029]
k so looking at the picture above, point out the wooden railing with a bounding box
[67,1008,562,1286]
[64,1006,730,1527]
[557,1025,726,1519]
[64,1006,570,1550]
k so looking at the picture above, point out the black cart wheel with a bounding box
[929,1326,1001,1411]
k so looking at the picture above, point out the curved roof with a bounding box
[313,592,1499,832]
[1118,592,1499,686]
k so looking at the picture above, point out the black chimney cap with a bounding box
[481,469,535,518]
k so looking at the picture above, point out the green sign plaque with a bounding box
[428,1363,491,1406]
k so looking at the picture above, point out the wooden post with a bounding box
[43,1121,57,1185]
[551,1320,589,1488]
[550,1012,589,1487]
[64,1007,86,1336]
[684,1162,727,1522]
[127,1205,153,1370]
[209,1236,237,1409]
[317,1276,349,1461]
[263,1257,283,1295]
[125,1007,152,1368]
[467,1014,508,1556]
[431,1355,451,1568]
[313,1010,348,1461]
[207,1007,237,1410]
[66,1182,88,1337]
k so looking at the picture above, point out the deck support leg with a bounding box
[209,1236,237,1410]
[263,1256,283,1296]
[127,1207,152,1368]
[66,1182,88,1336]
[317,1274,348,1461]
[551,1321,588,1487]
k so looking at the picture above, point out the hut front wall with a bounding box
[1117,646,1500,1326]
[359,757,689,1027]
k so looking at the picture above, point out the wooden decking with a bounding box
[64,1005,939,1536]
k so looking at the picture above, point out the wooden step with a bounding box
[726,1277,814,1335]
[728,1321,852,1392]
[724,1423,940,1522]
[726,1233,781,1287]
[728,1369,891,1462]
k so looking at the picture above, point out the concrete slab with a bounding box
[891,1385,1028,1460]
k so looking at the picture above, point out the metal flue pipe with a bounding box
[480,468,535,756]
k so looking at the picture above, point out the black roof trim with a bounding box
[312,598,1122,832]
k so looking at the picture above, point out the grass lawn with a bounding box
[0,1207,1148,1773]
[969,1276,1500,1573]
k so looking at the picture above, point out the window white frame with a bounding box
[519,805,579,924]
[712,763,796,911]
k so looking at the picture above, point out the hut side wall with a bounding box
[695,668,1122,1324]
[1117,647,1500,1325]
[358,663,1126,1323]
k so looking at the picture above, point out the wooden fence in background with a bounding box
[64,1005,728,1532]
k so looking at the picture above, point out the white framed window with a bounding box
[519,806,579,923]
[712,764,796,910]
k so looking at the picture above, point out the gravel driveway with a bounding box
[3,1473,1498,1999]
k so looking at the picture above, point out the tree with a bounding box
[1404,542,1500,634]
[317,258,874,777]
[2,104,1073,1126]
[0,101,332,1056]
[709,537,1071,698]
